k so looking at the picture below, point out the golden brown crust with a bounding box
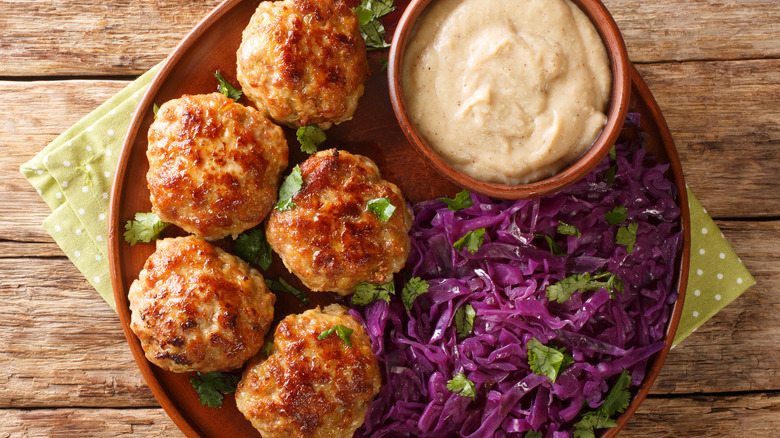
[236,0,370,129]
[146,92,288,240]
[266,149,413,295]
[235,304,380,438]
[128,236,276,373]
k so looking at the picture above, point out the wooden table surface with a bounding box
[2,0,779,436]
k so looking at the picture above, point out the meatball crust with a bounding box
[236,304,380,438]
[147,92,288,240]
[128,236,276,373]
[266,149,413,295]
[236,0,370,129]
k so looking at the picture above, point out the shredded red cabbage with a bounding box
[351,126,682,437]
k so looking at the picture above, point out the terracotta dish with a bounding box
[108,0,689,436]
[388,0,631,199]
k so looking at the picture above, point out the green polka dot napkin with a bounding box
[19,65,754,345]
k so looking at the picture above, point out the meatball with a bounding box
[147,92,288,240]
[128,236,275,373]
[235,304,380,438]
[236,0,370,129]
[266,149,413,295]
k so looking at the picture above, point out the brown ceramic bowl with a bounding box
[388,0,631,199]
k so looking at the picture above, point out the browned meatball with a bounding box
[235,304,380,438]
[236,0,370,129]
[147,92,288,240]
[128,236,275,373]
[266,149,412,295]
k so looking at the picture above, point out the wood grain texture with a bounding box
[1,0,777,77]
[0,409,183,437]
[0,0,222,76]
[604,0,780,63]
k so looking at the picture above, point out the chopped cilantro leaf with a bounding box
[123,212,169,246]
[616,222,638,253]
[447,372,476,401]
[263,341,273,357]
[573,370,631,437]
[190,371,240,408]
[276,165,303,211]
[557,221,581,238]
[265,277,309,305]
[213,70,242,101]
[535,233,566,256]
[153,103,159,119]
[526,338,573,383]
[402,277,429,312]
[354,0,395,50]
[455,304,476,339]
[296,124,326,154]
[609,145,617,160]
[453,228,486,254]
[604,164,617,185]
[439,190,474,211]
[318,324,354,347]
[352,280,395,306]
[546,271,623,303]
[379,57,388,71]
[606,205,628,225]
[367,197,396,222]
[525,432,543,438]
[234,227,273,270]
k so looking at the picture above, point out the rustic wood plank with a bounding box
[0,258,157,408]
[637,59,780,219]
[605,0,780,63]
[651,220,780,395]
[1,0,778,77]
[1,392,779,437]
[0,408,183,437]
[0,0,223,76]
[626,392,780,437]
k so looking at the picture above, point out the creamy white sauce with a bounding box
[403,0,611,184]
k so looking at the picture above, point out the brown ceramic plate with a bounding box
[108,1,690,436]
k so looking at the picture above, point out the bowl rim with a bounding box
[388,0,632,199]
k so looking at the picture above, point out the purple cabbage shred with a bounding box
[352,119,682,437]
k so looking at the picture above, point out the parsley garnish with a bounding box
[263,341,273,357]
[605,205,628,225]
[616,222,638,253]
[557,221,581,238]
[234,227,273,270]
[123,212,169,246]
[447,372,476,401]
[573,370,632,438]
[214,70,242,101]
[440,190,473,211]
[265,277,309,305]
[525,432,543,438]
[535,233,566,256]
[546,271,624,303]
[367,197,396,222]
[354,0,395,50]
[402,277,429,312]
[296,124,326,154]
[189,371,240,408]
[152,103,159,119]
[526,338,574,383]
[379,57,388,71]
[455,304,476,339]
[453,228,486,254]
[276,165,303,211]
[318,324,354,347]
[352,280,395,306]
[609,145,617,160]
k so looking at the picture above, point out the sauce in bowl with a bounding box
[402,0,612,185]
